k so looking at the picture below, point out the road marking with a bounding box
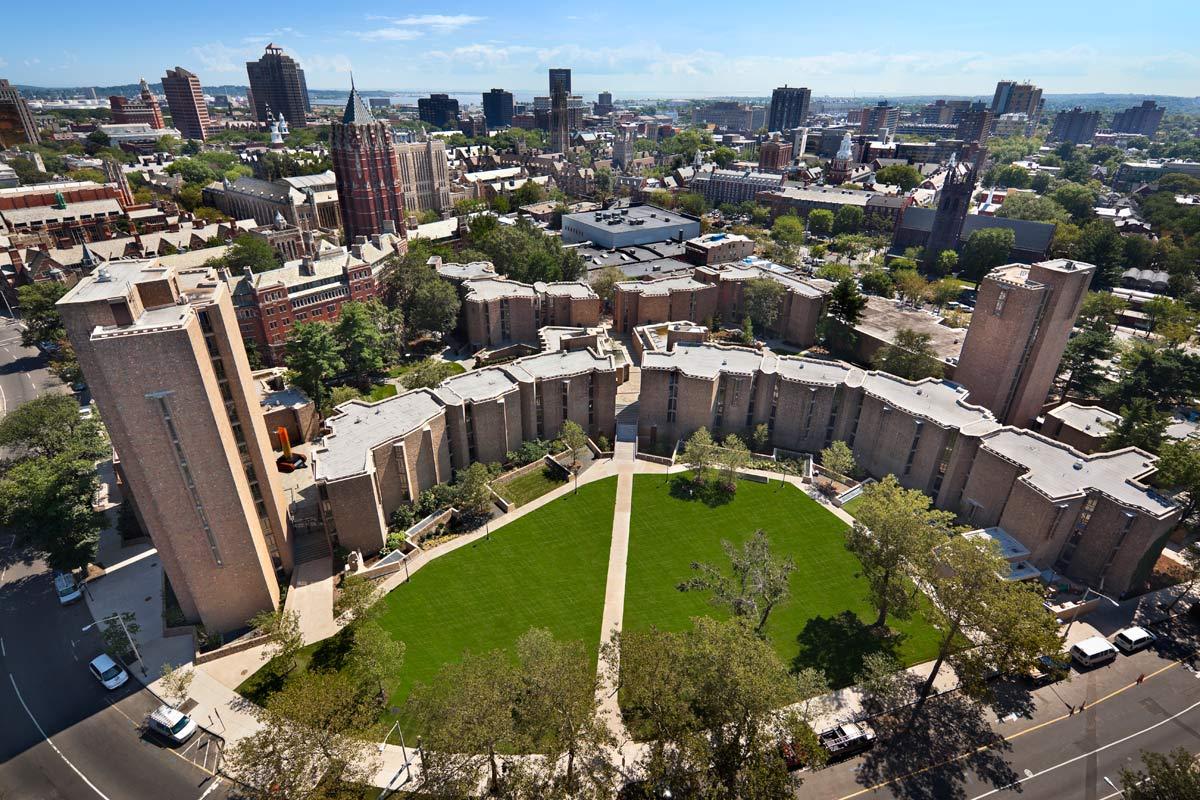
[104,695,223,779]
[9,674,114,800]
[967,698,1200,798]
[197,777,224,799]
[834,659,1182,799]
[1,636,5,656]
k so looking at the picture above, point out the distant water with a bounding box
[311,92,529,108]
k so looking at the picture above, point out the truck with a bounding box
[818,721,876,760]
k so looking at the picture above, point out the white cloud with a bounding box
[356,12,484,40]
[191,41,259,74]
[0,57,7,69]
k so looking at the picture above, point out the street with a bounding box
[798,616,1200,800]
[0,317,235,799]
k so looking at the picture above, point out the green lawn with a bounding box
[623,474,942,687]
[240,476,617,734]
[494,464,569,507]
[364,383,398,402]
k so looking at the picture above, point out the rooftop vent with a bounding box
[1073,460,1084,470]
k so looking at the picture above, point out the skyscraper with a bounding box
[1111,100,1165,137]
[549,68,572,97]
[1051,107,1101,145]
[331,84,406,241]
[246,44,310,127]
[58,258,291,634]
[482,88,514,128]
[767,85,811,132]
[161,67,211,141]
[418,93,459,127]
[955,259,1095,426]
[595,91,614,116]
[0,78,38,146]
[549,68,571,154]
[991,80,1043,128]
[955,103,993,145]
[109,79,165,129]
[858,101,900,139]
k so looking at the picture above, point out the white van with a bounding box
[1113,626,1156,654]
[1069,635,1118,668]
[54,572,82,605]
[146,705,198,745]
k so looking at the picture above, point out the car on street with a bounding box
[1026,653,1071,685]
[88,653,129,690]
[817,721,876,761]
[1113,625,1156,654]
[146,705,198,745]
[53,572,82,605]
[1069,635,1119,668]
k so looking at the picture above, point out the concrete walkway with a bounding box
[597,470,634,743]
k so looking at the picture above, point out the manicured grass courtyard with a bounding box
[494,464,569,507]
[622,474,943,687]
[239,476,617,731]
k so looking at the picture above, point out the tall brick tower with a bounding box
[330,82,406,243]
[922,150,980,269]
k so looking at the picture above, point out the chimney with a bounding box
[382,219,397,235]
[300,256,315,277]
[243,266,254,281]
[350,243,364,260]
[218,267,233,284]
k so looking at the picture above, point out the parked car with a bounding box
[817,722,876,760]
[1113,626,1156,654]
[1026,653,1071,685]
[53,572,82,605]
[146,705,198,745]
[1069,636,1118,668]
[88,654,129,690]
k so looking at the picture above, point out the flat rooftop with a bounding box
[616,274,711,296]
[564,204,697,235]
[536,281,597,299]
[859,373,999,434]
[313,390,444,482]
[1,198,122,226]
[642,341,763,379]
[964,527,1032,562]
[462,277,538,301]
[1047,402,1120,437]
[703,258,827,298]
[855,296,967,364]
[435,260,495,282]
[434,368,519,405]
[980,428,1174,517]
[505,348,614,381]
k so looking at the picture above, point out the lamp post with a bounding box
[379,721,411,784]
[1102,776,1125,797]
[82,613,144,674]
[1060,586,1120,643]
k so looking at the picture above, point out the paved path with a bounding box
[597,470,634,743]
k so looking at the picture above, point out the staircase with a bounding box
[292,523,331,564]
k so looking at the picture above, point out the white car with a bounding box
[146,705,198,745]
[88,654,129,690]
[1113,626,1156,654]
[1069,635,1119,668]
[54,572,82,605]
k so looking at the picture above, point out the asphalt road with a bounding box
[0,316,235,799]
[798,623,1200,800]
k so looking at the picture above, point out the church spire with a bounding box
[341,79,375,126]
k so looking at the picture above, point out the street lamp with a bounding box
[1060,586,1120,643]
[379,721,411,784]
[1103,775,1125,797]
[82,613,144,674]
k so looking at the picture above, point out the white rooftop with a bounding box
[463,277,538,302]
[616,274,710,296]
[1047,402,1120,436]
[313,391,444,482]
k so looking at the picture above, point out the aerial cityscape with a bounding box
[2,3,1200,798]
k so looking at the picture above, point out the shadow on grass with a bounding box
[667,474,735,508]
[855,693,1020,800]
[792,611,902,688]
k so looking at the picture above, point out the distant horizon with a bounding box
[5,0,1199,96]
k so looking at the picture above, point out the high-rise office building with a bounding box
[595,91,614,116]
[331,85,406,241]
[161,67,211,141]
[955,259,1095,426]
[549,68,571,154]
[58,259,291,634]
[1051,107,1101,145]
[0,78,39,146]
[109,79,165,129]
[482,88,513,128]
[246,44,311,127]
[549,68,572,97]
[418,93,459,127]
[767,85,811,132]
[955,103,993,144]
[1110,100,1165,137]
[858,101,900,138]
[990,80,1043,128]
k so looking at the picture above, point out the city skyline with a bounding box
[5,0,1199,96]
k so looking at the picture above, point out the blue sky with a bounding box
[5,0,1198,96]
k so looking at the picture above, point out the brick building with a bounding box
[0,180,127,246]
[395,138,450,216]
[637,341,1179,595]
[109,79,165,129]
[955,260,1094,427]
[58,259,290,634]
[161,67,211,141]
[758,138,793,173]
[455,274,600,349]
[313,347,618,551]
[0,78,39,146]
[613,274,718,333]
[330,86,407,242]
[683,232,755,265]
[229,229,404,365]
[693,259,827,346]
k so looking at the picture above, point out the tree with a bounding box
[816,442,854,483]
[712,146,737,168]
[833,205,864,235]
[0,450,103,572]
[719,434,751,487]
[513,180,546,206]
[874,164,923,191]
[928,277,961,309]
[17,281,68,346]
[101,612,141,661]
[959,227,1015,281]
[892,270,928,308]
[855,651,916,714]
[860,270,895,298]
[1144,297,1198,347]
[995,192,1070,224]
[682,427,717,480]
[1075,220,1126,289]
[807,208,834,237]
[912,536,1061,718]
[1058,324,1116,398]
[1107,343,1200,410]
[1078,291,1127,330]
[365,298,405,357]
[1052,182,1098,221]
[284,322,344,416]
[332,572,379,629]
[826,276,867,329]
[676,192,707,217]
[933,249,959,277]
[346,620,404,702]
[611,617,823,799]
[1104,398,1170,453]
[216,233,279,274]
[227,671,381,800]
[872,328,945,381]
[589,265,624,305]
[408,277,459,336]
[752,423,770,453]
[847,475,957,628]
[0,394,104,460]
[559,420,588,494]
[771,214,805,246]
[986,164,1031,189]
[679,529,795,635]
[250,608,304,674]
[742,278,785,332]
[158,663,195,708]
[1120,748,1200,800]
[334,301,385,389]
[399,358,461,390]
[454,461,495,518]
[1156,438,1200,531]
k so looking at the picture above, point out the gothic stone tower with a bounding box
[923,149,980,268]
[330,84,406,243]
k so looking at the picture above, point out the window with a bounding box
[993,289,1008,315]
